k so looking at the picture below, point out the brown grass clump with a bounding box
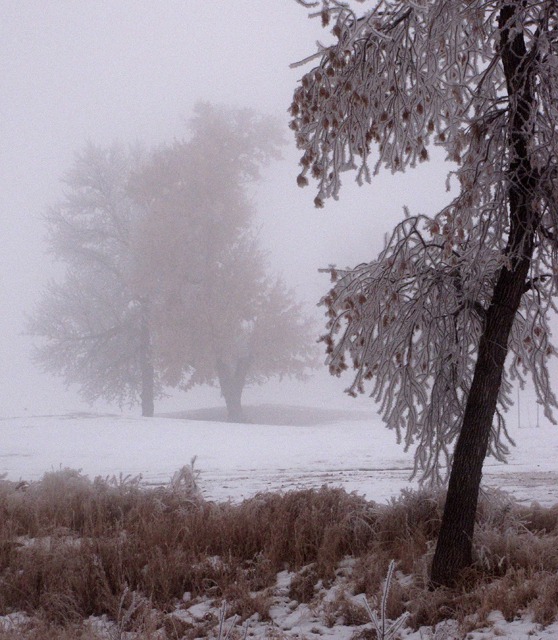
[523,502,558,533]
[0,470,377,636]
[289,565,320,603]
[322,591,370,628]
[220,582,272,621]
[1,470,558,637]
[530,573,558,625]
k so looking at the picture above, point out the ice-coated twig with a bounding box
[363,560,410,640]
[217,600,239,640]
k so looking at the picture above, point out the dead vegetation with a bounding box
[1,470,558,637]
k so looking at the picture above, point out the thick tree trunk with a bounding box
[430,4,539,587]
[139,300,155,418]
[221,380,244,422]
[430,257,532,585]
[217,356,251,423]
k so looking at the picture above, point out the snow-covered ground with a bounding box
[2,404,558,639]
[1,403,557,506]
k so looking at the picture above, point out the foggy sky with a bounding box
[1,2,468,417]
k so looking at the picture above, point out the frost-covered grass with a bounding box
[1,468,558,638]
[1,406,558,637]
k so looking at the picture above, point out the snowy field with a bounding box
[2,404,558,639]
[1,403,557,506]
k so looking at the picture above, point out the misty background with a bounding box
[1,1,543,423]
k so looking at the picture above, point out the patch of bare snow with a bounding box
[2,409,557,506]
[0,612,31,632]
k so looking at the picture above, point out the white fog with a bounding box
[1,1,454,418]
[3,4,558,639]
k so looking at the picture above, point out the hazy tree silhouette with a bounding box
[28,143,160,416]
[131,104,318,422]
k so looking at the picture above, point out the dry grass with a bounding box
[1,470,558,637]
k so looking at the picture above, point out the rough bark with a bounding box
[217,356,251,423]
[430,255,533,585]
[430,4,539,587]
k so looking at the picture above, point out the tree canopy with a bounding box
[30,104,318,421]
[132,104,318,421]
[28,143,160,415]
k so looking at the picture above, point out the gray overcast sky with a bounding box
[1,2,458,417]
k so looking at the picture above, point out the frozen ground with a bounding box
[1,403,557,506]
[2,404,558,639]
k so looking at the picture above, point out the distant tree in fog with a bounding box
[30,105,318,421]
[131,104,318,422]
[28,143,161,417]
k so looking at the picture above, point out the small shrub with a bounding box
[289,565,319,603]
[322,591,369,627]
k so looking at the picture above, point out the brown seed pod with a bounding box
[297,174,309,188]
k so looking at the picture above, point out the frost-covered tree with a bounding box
[28,143,161,417]
[291,1,558,585]
[131,104,318,422]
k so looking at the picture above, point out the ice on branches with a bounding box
[291,1,558,210]
[320,206,556,483]
[296,1,558,483]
